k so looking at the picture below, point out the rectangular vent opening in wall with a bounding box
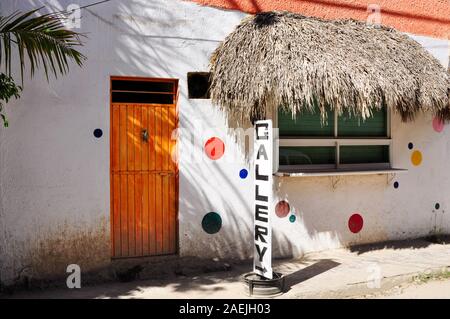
[187,72,211,99]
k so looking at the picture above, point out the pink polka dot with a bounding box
[205,137,225,160]
[432,117,444,133]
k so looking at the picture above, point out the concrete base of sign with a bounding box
[243,272,285,297]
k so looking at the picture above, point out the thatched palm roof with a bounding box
[209,12,449,125]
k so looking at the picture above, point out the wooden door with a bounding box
[110,77,178,258]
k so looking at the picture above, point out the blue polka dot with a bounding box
[239,169,248,179]
[408,143,414,150]
[94,128,103,138]
[289,215,296,223]
[394,182,399,189]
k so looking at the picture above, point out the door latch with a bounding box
[142,129,149,142]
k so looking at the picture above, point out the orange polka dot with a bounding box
[411,150,422,166]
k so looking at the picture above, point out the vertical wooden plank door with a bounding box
[110,77,178,258]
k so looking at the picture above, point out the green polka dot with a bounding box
[202,212,222,234]
[289,215,296,223]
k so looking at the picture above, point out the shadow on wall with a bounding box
[103,1,298,259]
[179,167,297,261]
[105,0,231,78]
[84,0,342,261]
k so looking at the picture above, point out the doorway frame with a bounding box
[109,75,180,259]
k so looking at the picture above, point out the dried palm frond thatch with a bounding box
[209,12,449,126]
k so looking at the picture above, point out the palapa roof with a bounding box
[209,12,449,125]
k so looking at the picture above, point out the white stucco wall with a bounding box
[0,0,448,284]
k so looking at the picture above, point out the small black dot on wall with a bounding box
[408,142,414,150]
[394,182,399,189]
[435,203,440,210]
[94,129,103,138]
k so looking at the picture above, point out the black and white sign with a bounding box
[253,120,273,279]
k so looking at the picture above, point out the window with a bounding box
[111,77,178,104]
[187,72,211,99]
[277,104,391,172]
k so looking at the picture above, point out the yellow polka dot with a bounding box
[411,150,422,166]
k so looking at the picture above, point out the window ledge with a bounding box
[274,168,408,177]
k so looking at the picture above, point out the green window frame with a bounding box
[277,106,391,171]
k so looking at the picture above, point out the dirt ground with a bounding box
[3,238,450,299]
[363,279,450,299]
[7,276,450,299]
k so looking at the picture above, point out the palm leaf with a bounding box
[0,8,86,81]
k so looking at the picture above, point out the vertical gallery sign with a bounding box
[253,120,273,279]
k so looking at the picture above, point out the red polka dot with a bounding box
[275,201,290,218]
[348,213,364,233]
[205,137,225,160]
